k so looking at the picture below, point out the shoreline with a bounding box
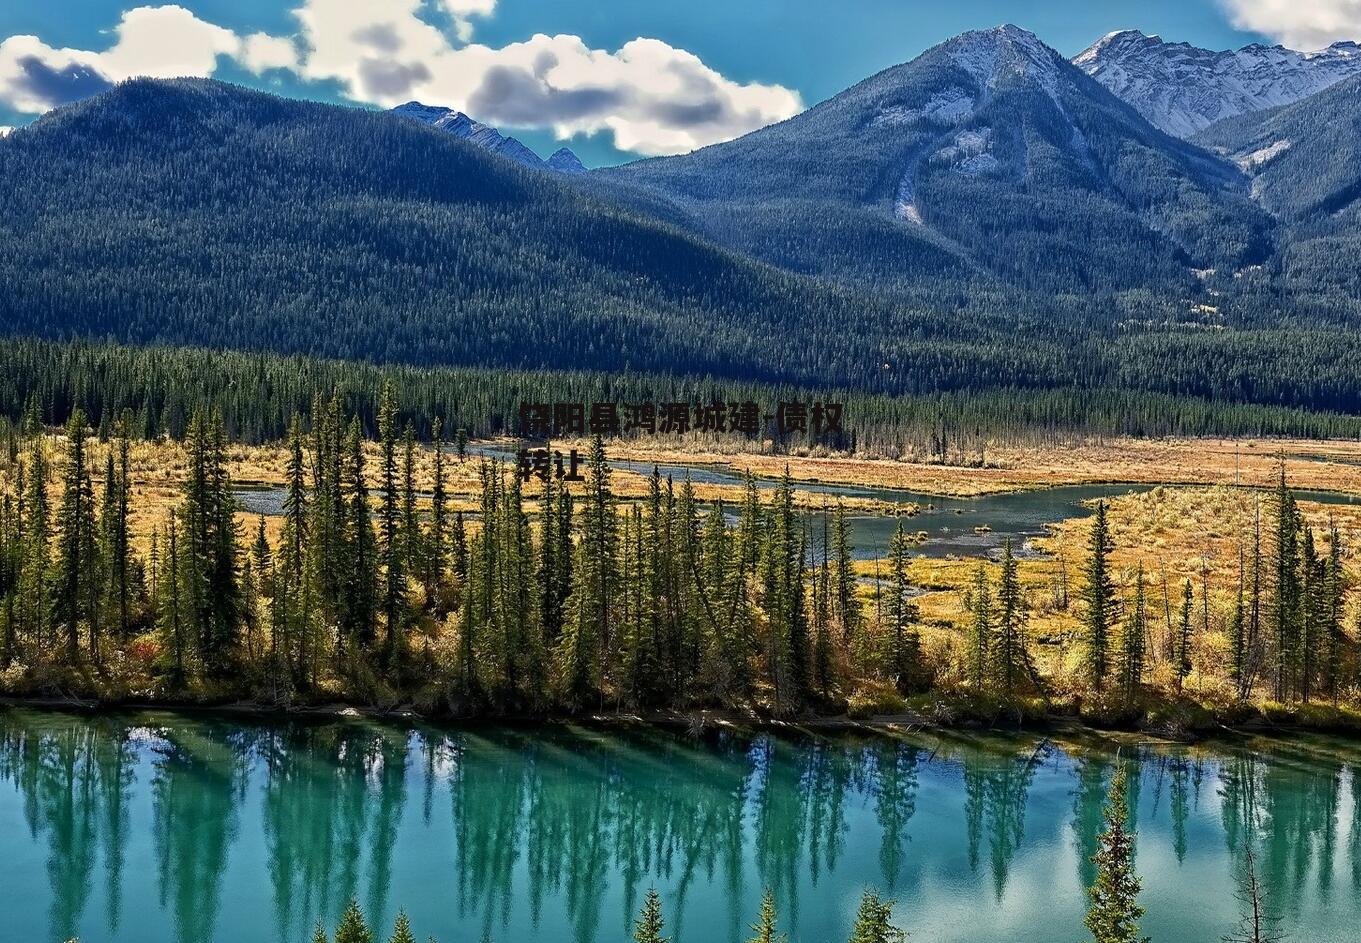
[3,693,1353,746]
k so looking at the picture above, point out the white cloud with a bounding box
[0,5,238,112]
[1220,0,1361,49]
[97,5,240,79]
[240,32,300,73]
[0,126,12,136]
[0,0,803,156]
[289,2,801,154]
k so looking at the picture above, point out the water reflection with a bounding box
[2,711,1360,943]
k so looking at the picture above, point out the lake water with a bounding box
[2,709,1358,943]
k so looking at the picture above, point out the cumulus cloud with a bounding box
[289,2,802,154]
[0,0,803,156]
[240,32,299,74]
[0,5,238,112]
[1220,0,1361,49]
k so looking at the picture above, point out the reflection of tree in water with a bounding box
[151,722,250,943]
[260,720,412,942]
[874,740,920,891]
[1070,753,1114,891]
[9,711,1361,943]
[0,714,139,941]
[962,740,1043,900]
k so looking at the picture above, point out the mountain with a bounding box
[0,77,992,388]
[1075,30,1361,138]
[596,25,1271,300]
[1194,75,1361,312]
[392,101,583,173]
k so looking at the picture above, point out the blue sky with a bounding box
[0,0,1346,165]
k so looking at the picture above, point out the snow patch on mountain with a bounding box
[873,89,975,127]
[1075,30,1361,137]
[1235,139,1292,172]
[947,25,1064,97]
[391,102,584,173]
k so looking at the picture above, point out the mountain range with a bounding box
[3,25,1361,410]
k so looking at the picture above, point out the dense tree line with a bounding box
[2,389,1358,720]
[4,339,1361,460]
[3,394,1021,714]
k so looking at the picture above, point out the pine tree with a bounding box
[312,921,330,943]
[847,888,905,943]
[832,500,860,644]
[748,888,786,943]
[1085,766,1147,943]
[1081,501,1115,692]
[51,410,97,663]
[1270,467,1301,701]
[334,898,374,943]
[559,437,615,706]
[967,560,992,690]
[278,414,309,687]
[377,384,406,662]
[388,911,416,943]
[633,888,669,943]
[19,435,49,660]
[991,538,1029,696]
[426,418,448,607]
[1119,566,1147,703]
[1323,522,1346,705]
[885,522,920,696]
[1176,579,1193,693]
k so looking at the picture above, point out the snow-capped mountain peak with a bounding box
[1074,30,1361,137]
[944,24,1067,94]
[391,101,584,173]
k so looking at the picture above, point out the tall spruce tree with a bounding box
[992,538,1028,696]
[967,561,993,690]
[1085,765,1147,943]
[1081,501,1116,692]
[1119,567,1147,703]
[633,888,669,943]
[847,888,905,943]
[51,410,97,663]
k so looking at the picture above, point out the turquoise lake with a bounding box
[1,709,1358,943]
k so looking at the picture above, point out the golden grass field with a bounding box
[7,433,1360,700]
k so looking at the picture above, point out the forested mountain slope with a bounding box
[1195,76,1361,318]
[0,77,1002,389]
[596,26,1272,301]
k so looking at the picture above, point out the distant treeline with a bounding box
[2,337,1361,453]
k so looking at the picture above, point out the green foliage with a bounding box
[633,888,669,943]
[334,898,373,943]
[1085,766,1148,943]
[388,911,416,943]
[1082,502,1116,691]
[847,888,906,943]
[748,888,786,943]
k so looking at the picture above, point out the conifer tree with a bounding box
[344,418,377,652]
[312,922,330,943]
[832,500,860,643]
[885,522,920,696]
[1085,766,1147,943]
[1270,467,1301,701]
[967,561,992,690]
[19,436,49,660]
[1176,579,1194,693]
[1081,501,1115,692]
[334,898,374,943]
[748,888,785,943]
[426,418,448,606]
[992,538,1029,696]
[388,911,416,943]
[1119,566,1147,703]
[847,888,905,943]
[559,437,615,706]
[633,888,668,943]
[377,384,406,662]
[52,410,97,663]
[279,415,309,686]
